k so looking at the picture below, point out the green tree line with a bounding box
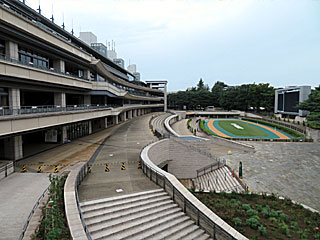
[168,79,275,112]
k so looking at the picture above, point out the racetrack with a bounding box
[205,119,292,139]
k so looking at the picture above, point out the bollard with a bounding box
[121,162,126,171]
[105,164,109,172]
[37,165,42,173]
[54,166,59,173]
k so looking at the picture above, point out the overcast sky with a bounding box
[25,0,320,91]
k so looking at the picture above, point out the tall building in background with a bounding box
[79,32,97,46]
[113,58,125,68]
[127,64,136,74]
[91,43,108,58]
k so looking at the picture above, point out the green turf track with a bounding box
[218,120,270,137]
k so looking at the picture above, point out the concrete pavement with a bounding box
[78,114,160,202]
[0,173,50,240]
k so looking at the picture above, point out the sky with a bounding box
[25,0,320,91]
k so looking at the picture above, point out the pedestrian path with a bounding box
[0,173,50,240]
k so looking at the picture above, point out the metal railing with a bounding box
[139,145,240,240]
[0,162,14,178]
[0,54,90,81]
[0,104,114,116]
[74,163,92,240]
[196,159,226,178]
[18,184,50,240]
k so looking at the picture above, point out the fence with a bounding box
[140,142,247,240]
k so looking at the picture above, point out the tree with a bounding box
[211,81,227,107]
[197,78,205,91]
[298,85,320,128]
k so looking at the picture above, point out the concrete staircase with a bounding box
[193,166,244,193]
[80,189,212,240]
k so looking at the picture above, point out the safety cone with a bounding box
[138,160,141,169]
[54,166,59,173]
[21,165,27,173]
[105,164,109,172]
[232,170,234,178]
[88,165,91,173]
[121,162,126,170]
[37,165,42,173]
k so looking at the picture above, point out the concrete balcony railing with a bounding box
[0,104,115,117]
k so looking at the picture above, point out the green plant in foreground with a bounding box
[242,203,251,210]
[246,209,258,217]
[279,222,290,237]
[290,221,298,229]
[258,225,267,236]
[233,217,242,227]
[261,207,270,218]
[246,216,260,229]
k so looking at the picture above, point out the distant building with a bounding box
[79,32,97,46]
[133,72,141,81]
[107,49,117,60]
[275,86,311,117]
[127,64,136,74]
[113,58,125,68]
[91,43,107,58]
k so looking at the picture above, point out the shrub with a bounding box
[242,203,251,210]
[246,216,260,229]
[278,212,288,222]
[279,222,290,237]
[233,217,242,227]
[290,221,298,229]
[258,225,267,235]
[269,210,278,217]
[247,209,258,217]
[269,217,277,223]
[261,207,270,218]
[255,204,263,212]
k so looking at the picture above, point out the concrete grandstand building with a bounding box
[0,0,166,161]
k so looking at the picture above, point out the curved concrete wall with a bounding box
[141,140,248,240]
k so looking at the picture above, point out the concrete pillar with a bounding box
[123,112,127,121]
[53,59,65,73]
[9,88,20,114]
[62,126,68,143]
[88,121,92,134]
[104,117,108,129]
[54,92,66,107]
[114,115,119,125]
[133,109,137,117]
[84,69,91,80]
[164,84,167,112]
[4,136,23,160]
[128,110,132,119]
[5,41,18,60]
[84,95,91,106]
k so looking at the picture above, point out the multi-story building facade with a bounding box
[0,0,166,161]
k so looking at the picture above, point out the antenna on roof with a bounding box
[62,13,65,29]
[23,0,25,4]
[71,19,74,35]
[114,41,116,51]
[50,2,54,23]
[111,40,113,50]
[37,0,41,14]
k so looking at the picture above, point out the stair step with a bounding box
[83,195,170,219]
[81,190,166,213]
[80,189,163,207]
[178,228,207,240]
[91,208,185,239]
[155,221,199,240]
[88,202,179,233]
[85,199,174,226]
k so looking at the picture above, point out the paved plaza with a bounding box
[78,114,160,202]
[0,173,50,240]
[221,142,320,211]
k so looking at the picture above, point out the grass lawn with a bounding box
[218,120,270,137]
[193,191,320,240]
